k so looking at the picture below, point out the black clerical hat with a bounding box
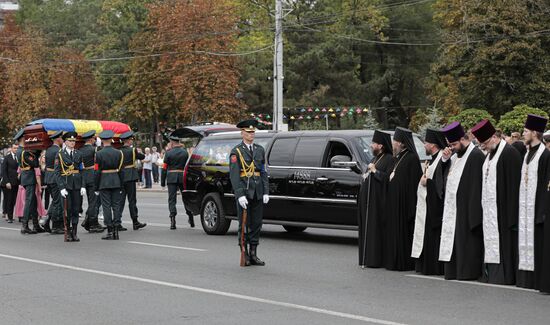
[441,122,465,143]
[98,130,114,140]
[424,128,447,149]
[236,119,258,132]
[81,130,96,140]
[525,114,547,133]
[49,130,63,140]
[62,132,78,141]
[372,130,392,153]
[13,129,24,141]
[471,119,496,143]
[393,127,417,153]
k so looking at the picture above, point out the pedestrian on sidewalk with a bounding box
[143,147,153,189]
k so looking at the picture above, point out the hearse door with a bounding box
[286,137,327,223]
[313,138,361,226]
[264,137,298,220]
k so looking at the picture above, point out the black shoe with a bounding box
[21,222,36,234]
[188,215,195,228]
[113,226,119,240]
[7,217,13,224]
[81,216,90,231]
[102,227,114,240]
[89,224,105,233]
[18,217,22,223]
[71,225,80,242]
[117,225,127,232]
[133,222,147,230]
[170,216,176,230]
[65,225,73,242]
[51,227,64,235]
[33,219,45,233]
[249,245,265,266]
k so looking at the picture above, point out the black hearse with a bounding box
[182,130,428,235]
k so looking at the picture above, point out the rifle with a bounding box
[240,208,248,267]
[63,197,69,242]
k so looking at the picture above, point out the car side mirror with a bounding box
[331,160,362,174]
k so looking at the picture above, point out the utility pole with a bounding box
[273,0,285,131]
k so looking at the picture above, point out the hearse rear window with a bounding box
[292,137,327,167]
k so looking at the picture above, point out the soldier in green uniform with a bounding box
[79,130,104,233]
[17,130,44,234]
[55,132,85,242]
[119,130,147,230]
[229,120,269,266]
[161,134,189,230]
[94,130,124,240]
[43,130,64,234]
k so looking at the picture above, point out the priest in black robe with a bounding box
[515,115,550,290]
[471,119,522,285]
[358,130,394,268]
[383,127,422,271]
[411,129,448,275]
[439,122,485,280]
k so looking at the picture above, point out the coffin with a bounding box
[23,119,131,150]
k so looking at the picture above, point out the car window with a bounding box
[292,137,327,167]
[190,137,271,166]
[413,136,430,161]
[324,141,353,168]
[355,136,374,162]
[268,137,298,166]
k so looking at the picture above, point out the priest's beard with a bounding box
[455,143,468,157]
[372,148,381,157]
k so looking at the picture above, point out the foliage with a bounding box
[497,104,549,135]
[449,108,496,131]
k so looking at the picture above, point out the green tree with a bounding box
[449,108,496,131]
[431,0,550,117]
[497,104,549,135]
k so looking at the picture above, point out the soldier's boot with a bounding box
[170,215,176,230]
[101,227,114,240]
[117,224,127,232]
[187,213,195,228]
[7,215,14,223]
[132,216,147,230]
[21,221,36,234]
[81,215,90,231]
[42,217,52,233]
[249,245,265,266]
[51,221,65,235]
[239,245,251,266]
[113,226,120,240]
[64,224,74,242]
[90,220,105,233]
[71,224,80,242]
[32,216,45,233]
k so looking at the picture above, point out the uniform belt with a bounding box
[62,170,79,175]
[83,166,94,170]
[168,169,184,173]
[240,172,260,177]
[124,165,136,169]
[101,169,119,174]
[20,167,31,171]
[46,168,55,172]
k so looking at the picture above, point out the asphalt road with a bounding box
[1,191,549,325]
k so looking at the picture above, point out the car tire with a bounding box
[283,225,307,233]
[201,192,231,235]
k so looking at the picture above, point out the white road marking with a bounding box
[0,253,406,325]
[405,274,537,292]
[0,226,19,231]
[127,241,207,252]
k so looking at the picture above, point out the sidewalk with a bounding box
[136,182,166,193]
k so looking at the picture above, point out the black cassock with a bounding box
[444,146,485,280]
[384,150,422,271]
[358,153,394,267]
[481,143,522,285]
[415,152,448,275]
[517,144,550,290]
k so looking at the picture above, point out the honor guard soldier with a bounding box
[55,132,85,242]
[161,133,189,230]
[18,129,44,234]
[94,130,124,240]
[229,120,269,266]
[79,130,104,233]
[44,130,64,234]
[119,130,147,230]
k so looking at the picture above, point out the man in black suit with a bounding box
[2,144,21,223]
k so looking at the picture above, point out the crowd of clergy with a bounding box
[358,114,550,294]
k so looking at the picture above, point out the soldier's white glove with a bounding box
[94,191,99,196]
[263,194,269,204]
[80,188,86,196]
[60,189,68,198]
[238,196,248,209]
